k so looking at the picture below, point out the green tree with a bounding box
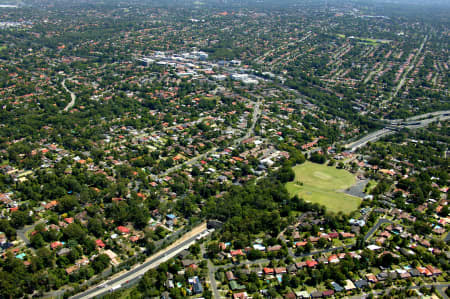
[10,210,31,228]
[91,254,110,273]
[30,233,45,249]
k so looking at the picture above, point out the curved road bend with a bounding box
[62,78,76,112]
[17,219,45,246]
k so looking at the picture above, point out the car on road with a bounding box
[110,284,121,292]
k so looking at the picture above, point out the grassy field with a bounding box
[286,162,361,214]
[336,34,390,44]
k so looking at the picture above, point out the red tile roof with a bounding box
[263,267,274,275]
[117,226,130,234]
[95,239,105,248]
[51,241,63,249]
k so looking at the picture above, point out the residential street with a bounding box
[17,219,45,246]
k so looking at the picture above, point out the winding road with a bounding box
[62,78,76,112]
[17,219,45,246]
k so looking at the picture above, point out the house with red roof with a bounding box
[296,262,307,269]
[263,267,274,275]
[308,236,320,242]
[275,267,287,274]
[420,239,431,247]
[66,265,79,275]
[417,266,432,276]
[267,245,282,252]
[117,226,130,234]
[188,264,199,270]
[219,242,227,250]
[51,241,63,250]
[306,260,318,268]
[328,254,339,263]
[340,232,355,238]
[130,236,140,242]
[322,290,334,297]
[230,249,244,256]
[44,200,58,210]
[226,271,236,281]
[284,292,296,299]
[64,217,74,224]
[95,239,105,248]
[425,265,442,276]
[328,232,339,239]
[366,273,378,283]
[233,292,248,299]
[295,241,308,247]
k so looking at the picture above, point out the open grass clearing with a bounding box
[336,34,391,44]
[286,162,361,214]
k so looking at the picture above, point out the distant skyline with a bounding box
[1,0,447,9]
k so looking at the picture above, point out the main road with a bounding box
[70,223,208,299]
[345,110,450,152]
[387,110,450,124]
